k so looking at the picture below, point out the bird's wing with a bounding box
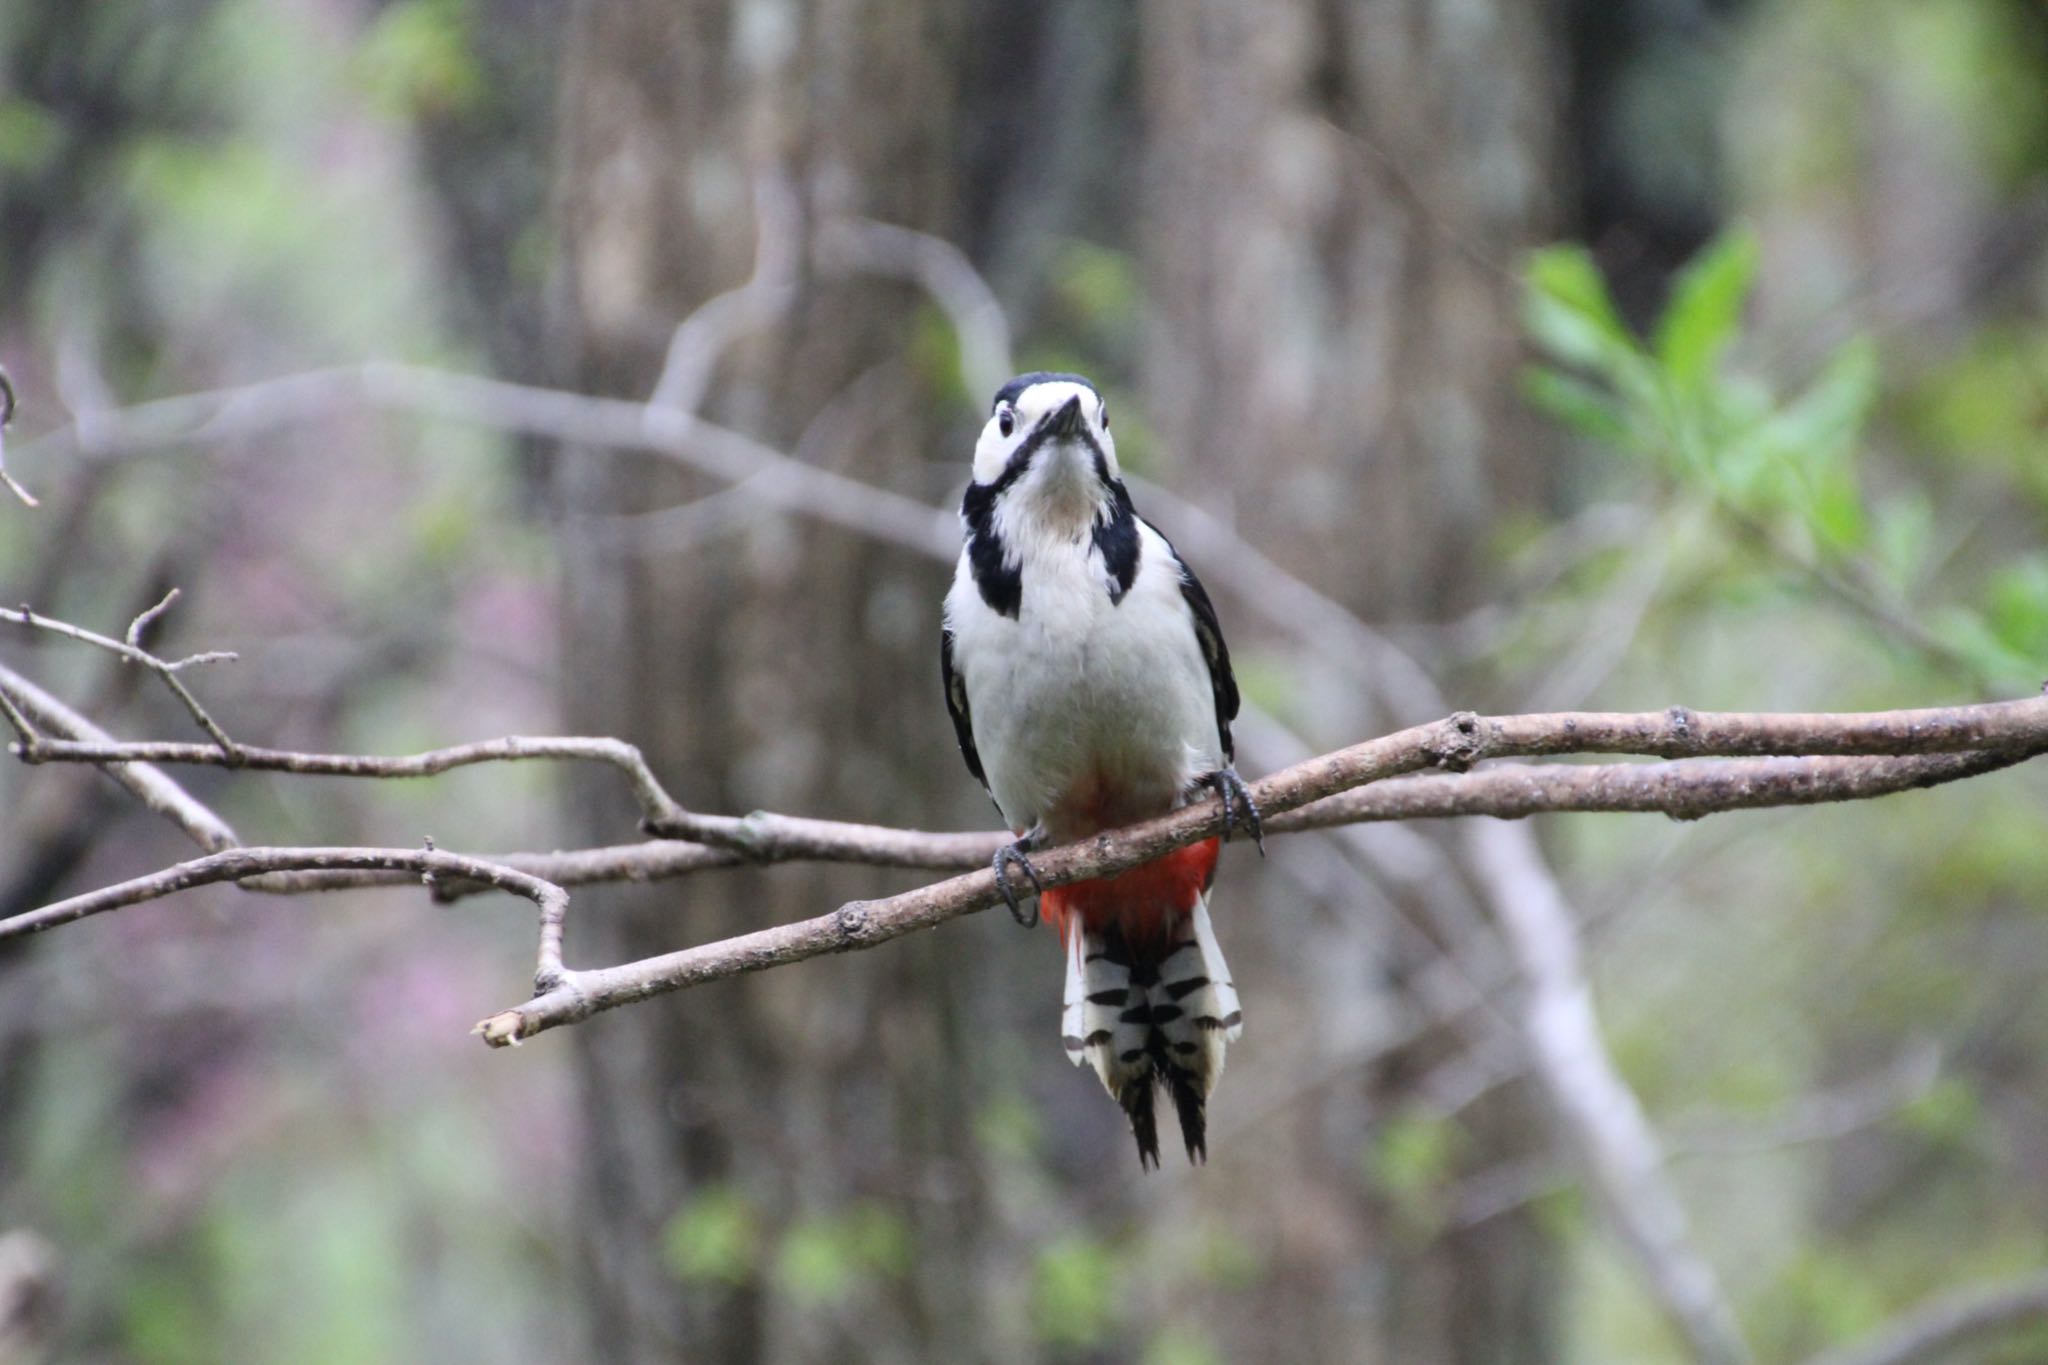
[1160,531,1240,762]
[939,624,989,790]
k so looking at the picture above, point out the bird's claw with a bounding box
[992,836,1045,928]
[1206,766,1265,854]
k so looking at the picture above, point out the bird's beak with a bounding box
[1044,395,1084,440]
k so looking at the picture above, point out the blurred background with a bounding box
[3,1,2048,1361]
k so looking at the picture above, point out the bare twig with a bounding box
[0,365,36,508]
[164,748,2030,905]
[11,363,959,562]
[0,843,568,979]
[1722,506,1993,690]
[124,586,183,649]
[816,217,1015,401]
[14,698,2045,895]
[1671,1042,1944,1159]
[14,732,684,825]
[648,173,801,415]
[238,840,752,897]
[0,662,236,851]
[0,678,34,752]
[1279,748,2043,828]
[1803,1270,2048,1365]
[2,602,240,755]
[1450,1042,1950,1229]
[12,697,2038,1012]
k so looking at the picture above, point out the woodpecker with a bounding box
[940,372,1260,1168]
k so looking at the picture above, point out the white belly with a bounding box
[945,526,1222,840]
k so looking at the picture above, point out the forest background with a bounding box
[4,2,2048,1362]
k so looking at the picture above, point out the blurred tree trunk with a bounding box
[1140,3,1565,1361]
[549,2,988,1360]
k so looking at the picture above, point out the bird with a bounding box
[940,371,1261,1168]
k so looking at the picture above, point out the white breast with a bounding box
[944,518,1222,840]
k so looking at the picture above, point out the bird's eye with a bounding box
[997,406,1015,438]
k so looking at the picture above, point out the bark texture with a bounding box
[1140,3,1566,1360]
[551,2,984,1359]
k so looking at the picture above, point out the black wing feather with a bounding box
[939,626,988,790]
[1162,537,1240,762]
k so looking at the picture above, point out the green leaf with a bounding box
[1525,244,1640,374]
[1871,493,1935,588]
[841,1202,914,1281]
[1145,1327,1227,1365]
[355,0,482,118]
[1654,229,1760,393]
[777,1220,857,1306]
[660,1184,760,1286]
[1931,607,2039,686]
[1521,366,1631,444]
[1773,337,1881,472]
[1898,1076,1983,1148]
[1808,470,1870,553]
[1712,337,1878,520]
[770,1202,912,1308]
[0,97,63,174]
[1983,554,2048,661]
[1365,1110,1463,1237]
[1031,1236,1123,1348]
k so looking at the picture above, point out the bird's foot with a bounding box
[993,827,1047,928]
[1204,766,1265,854]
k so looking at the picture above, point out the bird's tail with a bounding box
[1053,877,1243,1168]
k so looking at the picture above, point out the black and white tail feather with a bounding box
[1061,894,1244,1167]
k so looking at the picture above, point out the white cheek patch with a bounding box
[971,425,1012,485]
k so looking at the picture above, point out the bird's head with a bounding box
[966,372,1120,539]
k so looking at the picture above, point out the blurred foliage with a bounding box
[1525,228,2048,691]
[661,1184,762,1287]
[1030,1233,1124,1349]
[1363,1107,1464,1241]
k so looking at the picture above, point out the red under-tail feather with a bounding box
[1040,837,1219,951]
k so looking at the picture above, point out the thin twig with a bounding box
[200,749,2030,902]
[648,172,801,415]
[0,365,35,508]
[1802,1270,2048,1365]
[0,843,569,986]
[15,733,686,826]
[124,587,183,649]
[11,363,959,562]
[14,700,2046,894]
[815,217,1016,402]
[1448,1044,1945,1231]
[0,680,35,753]
[1279,748,2043,828]
[0,662,237,852]
[1,602,241,756]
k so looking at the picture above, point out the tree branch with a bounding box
[471,695,2048,1045]
[1,844,570,989]
[1279,748,2042,828]
[2,600,240,756]
[1803,1271,2048,1365]
[0,661,237,852]
[0,365,35,508]
[128,748,2020,906]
